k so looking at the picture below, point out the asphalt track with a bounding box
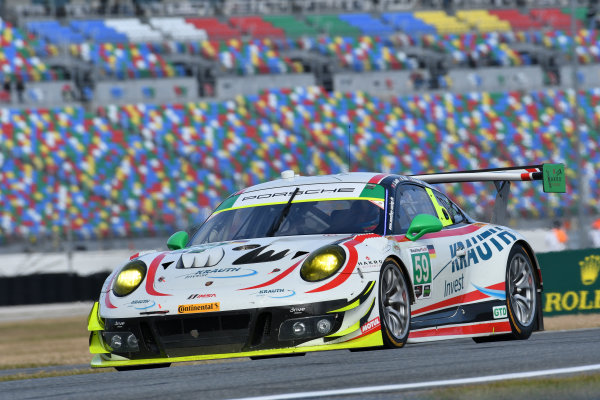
[2,328,600,400]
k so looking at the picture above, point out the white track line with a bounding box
[229,363,600,400]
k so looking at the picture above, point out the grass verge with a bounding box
[425,372,600,400]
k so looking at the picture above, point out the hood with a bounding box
[138,234,350,294]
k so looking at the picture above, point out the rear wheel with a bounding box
[506,244,538,339]
[379,260,411,348]
[473,244,538,343]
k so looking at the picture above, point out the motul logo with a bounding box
[361,317,380,334]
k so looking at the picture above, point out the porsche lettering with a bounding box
[241,188,355,201]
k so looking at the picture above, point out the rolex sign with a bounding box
[539,250,600,316]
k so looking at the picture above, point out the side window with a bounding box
[434,191,466,225]
[395,184,437,233]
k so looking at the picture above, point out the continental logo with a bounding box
[178,302,220,314]
[580,255,600,286]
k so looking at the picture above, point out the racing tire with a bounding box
[115,363,171,372]
[473,244,538,343]
[379,259,411,348]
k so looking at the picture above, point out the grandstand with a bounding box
[0,0,597,251]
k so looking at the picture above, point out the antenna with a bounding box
[347,123,351,172]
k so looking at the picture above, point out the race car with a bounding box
[88,164,565,370]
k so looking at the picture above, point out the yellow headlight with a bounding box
[113,261,146,297]
[300,245,346,282]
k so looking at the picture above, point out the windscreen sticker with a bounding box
[369,200,385,209]
[217,184,385,212]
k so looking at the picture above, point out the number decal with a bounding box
[410,248,432,285]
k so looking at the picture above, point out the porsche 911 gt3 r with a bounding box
[88,164,565,370]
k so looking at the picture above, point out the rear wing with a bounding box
[409,163,566,224]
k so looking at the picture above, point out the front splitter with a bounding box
[91,329,382,368]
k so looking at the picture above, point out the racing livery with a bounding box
[88,164,565,370]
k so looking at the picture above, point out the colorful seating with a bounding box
[229,16,286,39]
[70,43,182,79]
[1,86,597,240]
[0,18,59,82]
[306,15,363,37]
[261,15,319,38]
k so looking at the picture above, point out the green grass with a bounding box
[425,373,600,400]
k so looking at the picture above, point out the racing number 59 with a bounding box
[412,253,431,285]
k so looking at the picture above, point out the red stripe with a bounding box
[409,320,511,339]
[412,282,505,316]
[368,174,388,184]
[393,223,484,242]
[307,234,380,294]
[239,257,305,291]
[520,172,532,181]
[525,168,538,172]
[145,253,171,296]
[104,275,117,309]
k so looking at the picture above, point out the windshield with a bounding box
[189,199,385,246]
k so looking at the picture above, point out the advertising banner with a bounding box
[539,249,600,316]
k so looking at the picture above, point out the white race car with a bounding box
[88,164,565,370]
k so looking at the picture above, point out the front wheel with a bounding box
[379,259,411,348]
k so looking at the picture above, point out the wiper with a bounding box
[266,187,300,237]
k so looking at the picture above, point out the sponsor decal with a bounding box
[410,246,432,285]
[256,288,296,298]
[290,307,306,314]
[448,227,517,273]
[414,284,431,299]
[361,316,381,334]
[127,299,156,310]
[178,302,220,314]
[541,250,600,315]
[444,274,464,298]
[240,187,355,202]
[493,305,508,319]
[387,197,395,231]
[357,258,383,268]
[181,267,257,279]
[187,293,217,299]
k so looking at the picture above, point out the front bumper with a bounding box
[88,295,382,368]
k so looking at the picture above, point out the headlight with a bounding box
[112,260,147,297]
[300,245,346,282]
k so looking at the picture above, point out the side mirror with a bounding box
[406,214,443,241]
[167,231,189,250]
